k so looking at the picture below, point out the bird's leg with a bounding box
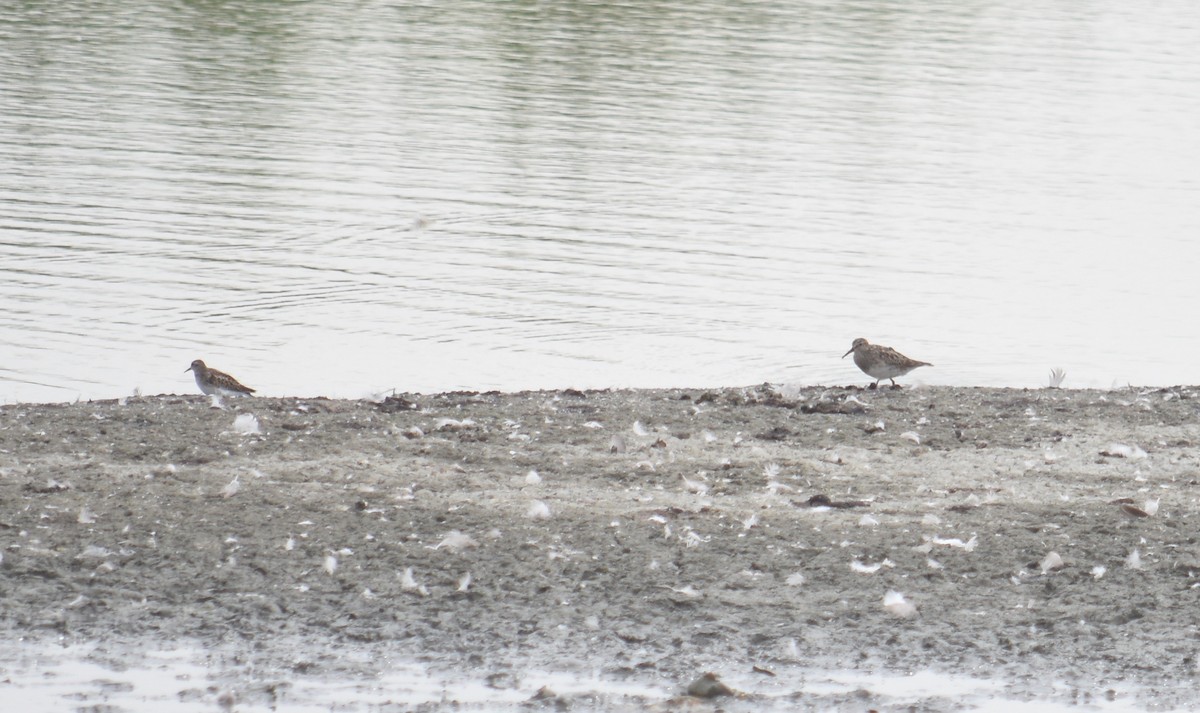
[869,381,879,390]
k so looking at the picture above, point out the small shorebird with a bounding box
[842,338,931,389]
[186,359,256,397]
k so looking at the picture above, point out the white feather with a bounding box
[1039,551,1064,574]
[399,567,430,596]
[526,500,552,519]
[432,530,478,552]
[682,473,708,495]
[928,535,977,552]
[883,590,917,618]
[232,413,260,435]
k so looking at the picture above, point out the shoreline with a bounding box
[2,384,1198,710]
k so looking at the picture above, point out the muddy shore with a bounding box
[2,384,1199,710]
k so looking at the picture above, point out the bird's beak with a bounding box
[184,366,193,373]
[842,348,854,358]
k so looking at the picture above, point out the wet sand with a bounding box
[2,384,1198,711]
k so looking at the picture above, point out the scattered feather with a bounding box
[524,470,542,485]
[670,585,703,600]
[1092,565,1107,580]
[526,500,552,519]
[786,572,806,586]
[683,529,707,548]
[399,567,430,596]
[1125,548,1143,570]
[1144,499,1160,516]
[742,514,759,531]
[432,530,478,552]
[766,480,793,495]
[609,436,627,454]
[1101,443,1148,459]
[883,590,917,618]
[863,420,886,434]
[1040,551,1065,573]
[583,421,604,429]
[457,572,472,592]
[77,507,96,524]
[232,413,260,435]
[703,430,717,443]
[78,545,112,559]
[784,639,801,660]
[323,553,338,575]
[1048,368,1067,388]
[437,418,476,431]
[927,558,943,570]
[285,536,296,551]
[928,534,978,552]
[632,421,650,436]
[682,473,709,495]
[859,514,879,527]
[220,475,241,498]
[900,431,921,445]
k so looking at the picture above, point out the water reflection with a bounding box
[1,1,1199,402]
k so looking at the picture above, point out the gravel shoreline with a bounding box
[2,384,1198,710]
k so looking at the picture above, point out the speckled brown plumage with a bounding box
[842,338,931,389]
[186,359,256,397]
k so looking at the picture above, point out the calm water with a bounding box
[2,1,1199,403]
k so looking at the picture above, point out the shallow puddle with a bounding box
[0,641,1154,712]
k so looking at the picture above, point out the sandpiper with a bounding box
[186,359,256,397]
[842,338,931,389]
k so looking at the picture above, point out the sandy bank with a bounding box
[1,384,1198,710]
